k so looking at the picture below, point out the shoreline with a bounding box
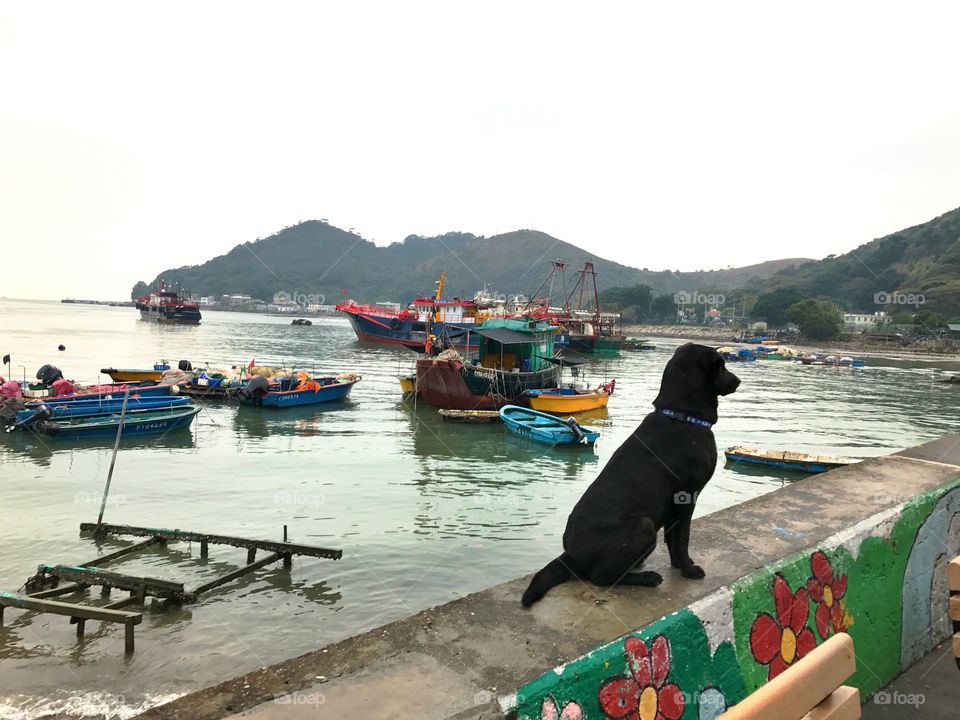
[623,324,960,363]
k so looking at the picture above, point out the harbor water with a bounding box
[2,298,960,719]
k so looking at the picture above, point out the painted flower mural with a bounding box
[540,696,583,720]
[807,550,851,638]
[598,635,685,720]
[748,574,817,679]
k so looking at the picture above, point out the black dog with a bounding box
[521,344,740,606]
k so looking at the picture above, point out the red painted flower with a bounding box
[807,551,849,638]
[749,574,817,680]
[598,635,685,720]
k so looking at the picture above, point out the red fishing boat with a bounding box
[135,282,202,324]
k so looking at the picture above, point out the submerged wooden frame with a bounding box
[0,523,342,654]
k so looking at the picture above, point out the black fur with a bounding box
[521,344,740,606]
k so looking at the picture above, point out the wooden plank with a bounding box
[191,552,283,597]
[28,582,85,599]
[37,565,184,598]
[79,522,342,560]
[0,592,141,625]
[717,634,856,720]
[78,537,161,567]
[949,558,960,591]
[802,686,861,720]
[954,631,960,659]
[950,594,960,622]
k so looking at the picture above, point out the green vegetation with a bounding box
[785,299,842,340]
[131,221,808,305]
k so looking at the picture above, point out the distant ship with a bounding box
[135,282,202,324]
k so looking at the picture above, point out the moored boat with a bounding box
[100,362,174,383]
[19,406,200,440]
[724,445,858,473]
[15,396,190,423]
[499,405,600,446]
[438,409,501,423]
[236,372,360,408]
[336,273,479,352]
[524,380,615,414]
[135,282,202,324]
[622,338,656,350]
[415,319,561,410]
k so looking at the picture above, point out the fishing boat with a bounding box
[724,445,858,473]
[100,362,175,383]
[499,405,600,446]
[622,338,656,350]
[18,406,200,440]
[415,319,561,410]
[336,273,479,352]
[15,396,190,423]
[236,373,360,408]
[135,282,202,324]
[717,346,755,362]
[755,346,798,361]
[524,380,615,414]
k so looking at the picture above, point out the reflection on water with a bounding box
[1,299,960,718]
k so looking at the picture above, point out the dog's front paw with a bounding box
[681,564,705,579]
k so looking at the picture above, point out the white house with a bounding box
[843,311,891,331]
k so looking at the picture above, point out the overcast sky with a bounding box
[3,2,959,300]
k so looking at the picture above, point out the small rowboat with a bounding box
[238,373,360,408]
[438,409,501,423]
[21,406,200,440]
[622,338,656,350]
[100,363,174,383]
[16,396,191,423]
[398,374,418,396]
[724,445,858,474]
[524,381,614,414]
[499,405,600,446]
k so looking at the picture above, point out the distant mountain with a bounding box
[131,221,810,305]
[752,207,960,316]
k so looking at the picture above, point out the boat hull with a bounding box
[415,358,561,410]
[101,368,164,383]
[16,396,190,423]
[341,311,477,352]
[242,380,358,408]
[499,405,599,446]
[724,447,855,474]
[138,306,201,324]
[525,389,610,414]
[34,407,200,440]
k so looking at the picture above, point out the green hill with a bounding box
[131,221,809,305]
[752,206,960,316]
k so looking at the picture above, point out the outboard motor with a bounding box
[36,364,63,386]
[178,360,193,371]
[563,416,588,444]
[237,375,270,405]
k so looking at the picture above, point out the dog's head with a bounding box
[653,343,740,424]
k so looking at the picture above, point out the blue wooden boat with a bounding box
[724,445,858,473]
[498,404,600,446]
[23,406,200,440]
[26,383,175,404]
[15,396,191,424]
[238,374,360,408]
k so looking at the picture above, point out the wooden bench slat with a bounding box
[801,686,861,720]
[953,631,960,659]
[950,595,960,622]
[717,634,856,720]
[949,558,960,591]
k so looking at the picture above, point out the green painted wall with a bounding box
[510,479,960,720]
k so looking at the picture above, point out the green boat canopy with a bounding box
[464,326,548,345]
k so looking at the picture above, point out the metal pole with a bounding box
[97,388,131,532]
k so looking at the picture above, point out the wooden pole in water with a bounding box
[96,387,131,532]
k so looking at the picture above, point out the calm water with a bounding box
[2,299,960,718]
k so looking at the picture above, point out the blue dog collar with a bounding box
[657,408,714,428]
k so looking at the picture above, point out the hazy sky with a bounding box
[3,2,959,300]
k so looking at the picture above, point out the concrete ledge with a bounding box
[136,434,960,720]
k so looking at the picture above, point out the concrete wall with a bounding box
[505,480,960,720]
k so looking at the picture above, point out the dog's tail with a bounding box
[521,553,575,607]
